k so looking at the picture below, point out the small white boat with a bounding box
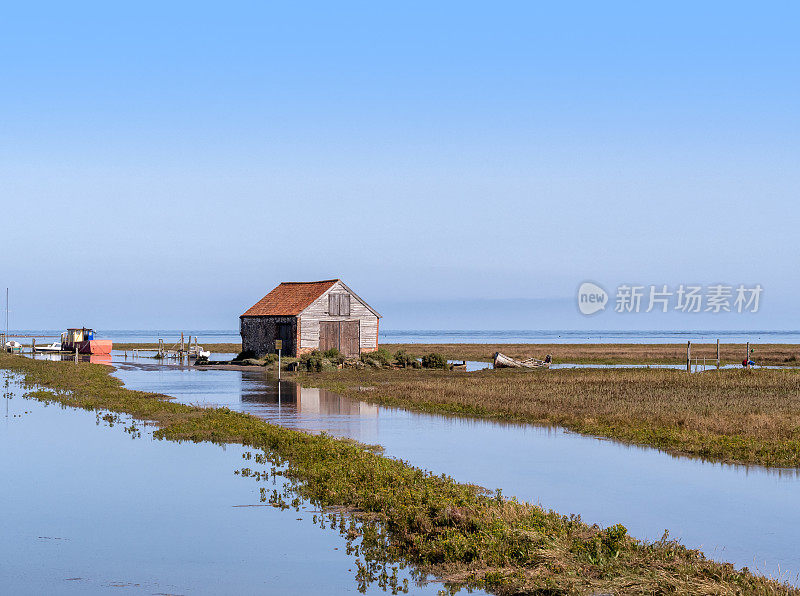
[34,342,62,353]
[4,340,23,353]
[493,352,551,369]
[188,344,211,359]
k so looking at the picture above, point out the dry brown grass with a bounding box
[382,342,800,366]
[298,366,800,467]
[113,341,800,366]
[115,342,241,353]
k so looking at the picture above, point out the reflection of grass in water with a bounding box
[237,453,415,594]
[298,366,800,468]
[3,371,34,419]
[1,355,795,595]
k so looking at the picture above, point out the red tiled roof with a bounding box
[241,280,339,317]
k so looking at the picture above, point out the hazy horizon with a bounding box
[2,2,798,332]
[3,296,795,333]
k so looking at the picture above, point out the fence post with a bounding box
[716,339,720,369]
[686,341,691,372]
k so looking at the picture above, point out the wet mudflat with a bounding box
[112,357,800,585]
[0,373,460,595]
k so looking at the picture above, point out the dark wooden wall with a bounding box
[240,316,298,357]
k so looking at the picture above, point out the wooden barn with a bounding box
[240,279,381,358]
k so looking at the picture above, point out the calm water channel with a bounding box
[109,354,800,586]
[0,372,468,595]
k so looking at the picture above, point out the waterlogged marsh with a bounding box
[0,373,463,595]
[111,358,800,585]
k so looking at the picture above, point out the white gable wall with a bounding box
[298,280,379,353]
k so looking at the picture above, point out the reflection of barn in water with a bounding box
[294,386,379,417]
[241,378,378,419]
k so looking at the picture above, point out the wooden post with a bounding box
[32,338,35,353]
[275,339,282,380]
[716,339,720,369]
[686,341,691,372]
[746,341,750,369]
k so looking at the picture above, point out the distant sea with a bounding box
[9,329,800,344]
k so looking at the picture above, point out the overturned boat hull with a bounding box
[493,352,550,369]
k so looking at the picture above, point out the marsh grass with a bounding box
[298,366,800,468]
[113,341,800,367]
[383,343,800,366]
[2,353,795,595]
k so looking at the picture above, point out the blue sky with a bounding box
[1,2,798,330]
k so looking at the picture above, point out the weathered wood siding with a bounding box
[298,280,378,354]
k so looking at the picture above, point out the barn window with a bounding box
[328,293,351,316]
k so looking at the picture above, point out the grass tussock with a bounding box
[2,352,795,595]
[298,367,800,468]
[383,343,800,366]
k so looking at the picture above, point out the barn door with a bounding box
[276,323,294,356]
[319,321,339,352]
[319,321,359,356]
[340,321,360,357]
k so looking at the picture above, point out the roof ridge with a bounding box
[279,279,339,285]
